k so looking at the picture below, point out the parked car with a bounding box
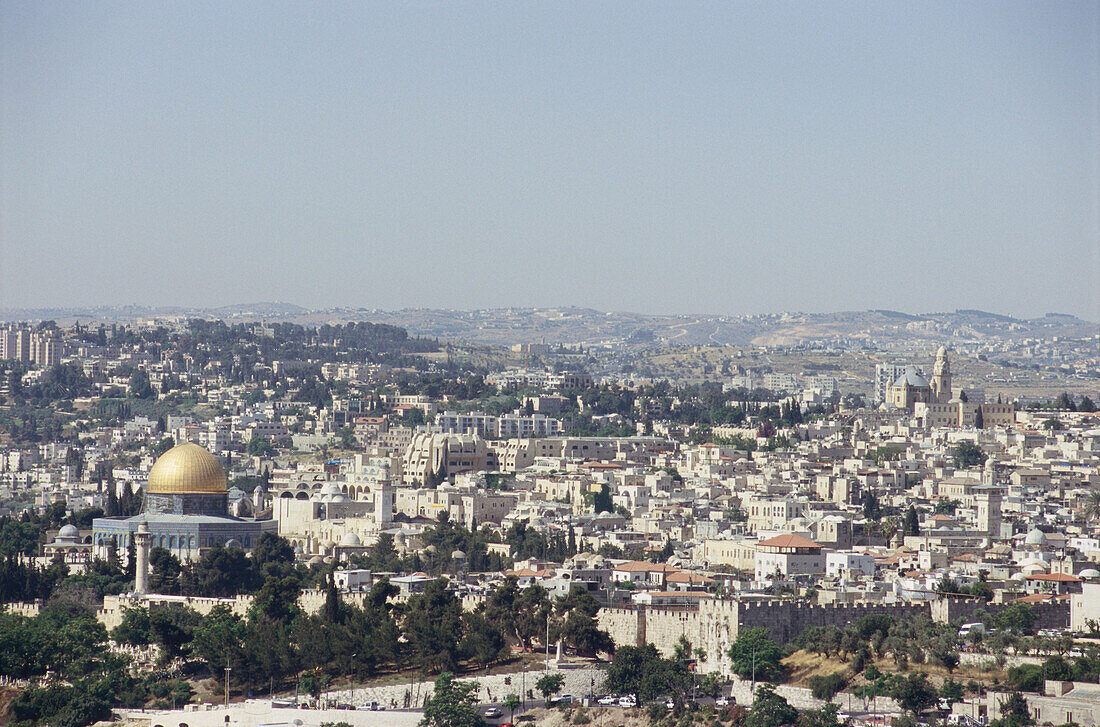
[484,707,503,718]
[618,695,637,708]
[597,695,617,706]
[715,697,731,707]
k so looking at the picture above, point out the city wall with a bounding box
[929,597,1069,630]
[599,596,1068,675]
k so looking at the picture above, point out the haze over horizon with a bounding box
[3,2,1098,320]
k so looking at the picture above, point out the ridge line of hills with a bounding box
[1,305,1096,348]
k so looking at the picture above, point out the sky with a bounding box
[2,2,1099,320]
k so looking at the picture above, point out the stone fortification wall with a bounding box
[601,596,1070,677]
[734,599,925,643]
[930,597,1069,630]
[639,607,701,657]
[598,607,647,648]
[2,601,42,618]
[603,598,926,675]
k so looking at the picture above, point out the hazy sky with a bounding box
[3,2,1098,319]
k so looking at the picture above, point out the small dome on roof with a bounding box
[58,524,79,539]
[320,482,343,495]
[451,549,467,559]
[308,555,324,565]
[340,532,362,547]
[1025,528,1048,546]
[1077,568,1100,579]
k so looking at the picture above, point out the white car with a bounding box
[597,695,617,706]
[715,697,730,707]
[618,695,637,708]
[484,707,503,718]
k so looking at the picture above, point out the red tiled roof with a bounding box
[1025,572,1081,582]
[614,561,681,573]
[757,533,822,549]
[666,572,714,584]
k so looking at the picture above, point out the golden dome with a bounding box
[147,442,227,494]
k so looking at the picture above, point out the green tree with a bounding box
[503,693,521,723]
[745,683,798,727]
[181,546,253,596]
[246,435,276,457]
[191,605,248,686]
[149,547,182,594]
[606,643,692,706]
[111,606,153,646]
[991,692,1033,727]
[405,578,465,673]
[128,370,155,399]
[592,484,613,514]
[535,672,565,705]
[953,441,987,469]
[891,673,937,715]
[940,679,964,708]
[419,672,484,727]
[149,606,201,664]
[1081,489,1100,524]
[808,672,847,702]
[728,627,786,683]
[862,492,882,521]
[904,506,920,536]
[797,703,844,727]
[335,426,356,449]
[460,612,507,669]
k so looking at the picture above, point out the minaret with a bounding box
[931,347,952,403]
[134,522,151,594]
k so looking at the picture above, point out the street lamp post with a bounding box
[545,612,551,671]
[224,666,232,709]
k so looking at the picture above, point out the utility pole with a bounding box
[545,612,551,671]
[224,665,232,709]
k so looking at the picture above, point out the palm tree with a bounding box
[879,516,900,547]
[1082,488,1100,524]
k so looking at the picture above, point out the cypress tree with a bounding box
[904,506,920,536]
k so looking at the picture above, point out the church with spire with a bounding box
[885,347,1015,428]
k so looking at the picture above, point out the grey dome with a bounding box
[893,368,929,388]
[1025,528,1048,546]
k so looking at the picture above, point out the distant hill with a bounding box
[3,305,1094,348]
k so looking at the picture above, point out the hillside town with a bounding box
[1,317,1099,727]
